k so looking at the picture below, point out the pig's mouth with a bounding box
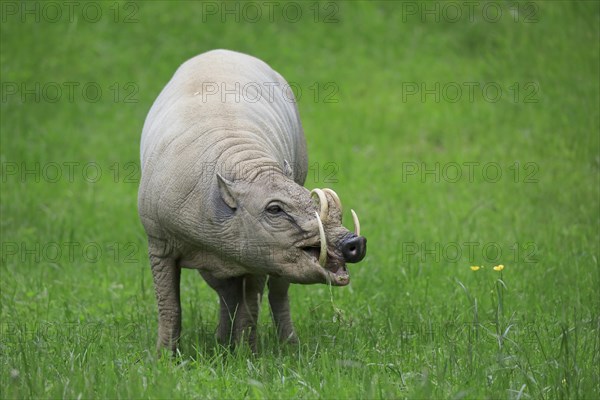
[302,245,350,286]
[324,254,350,286]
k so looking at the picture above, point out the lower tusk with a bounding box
[315,211,327,268]
[322,188,342,213]
[311,189,329,221]
[351,209,360,237]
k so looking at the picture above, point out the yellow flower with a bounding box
[470,266,480,271]
[493,264,505,271]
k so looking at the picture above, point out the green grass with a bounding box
[1,1,599,398]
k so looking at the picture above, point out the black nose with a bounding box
[341,235,367,263]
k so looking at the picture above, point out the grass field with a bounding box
[1,1,599,398]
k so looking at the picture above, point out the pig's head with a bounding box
[216,170,366,285]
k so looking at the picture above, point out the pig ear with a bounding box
[217,173,237,209]
[283,160,294,179]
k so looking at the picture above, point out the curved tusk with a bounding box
[310,188,329,221]
[351,209,360,237]
[315,211,328,267]
[322,188,342,214]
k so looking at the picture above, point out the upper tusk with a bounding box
[351,209,360,237]
[311,188,329,221]
[315,211,328,268]
[322,188,342,214]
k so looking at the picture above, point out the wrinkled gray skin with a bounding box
[138,49,366,354]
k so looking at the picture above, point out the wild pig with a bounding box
[138,49,366,354]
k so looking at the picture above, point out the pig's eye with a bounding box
[266,204,283,215]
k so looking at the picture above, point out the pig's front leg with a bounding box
[233,274,267,352]
[267,276,298,344]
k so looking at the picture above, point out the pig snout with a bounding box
[340,234,367,263]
